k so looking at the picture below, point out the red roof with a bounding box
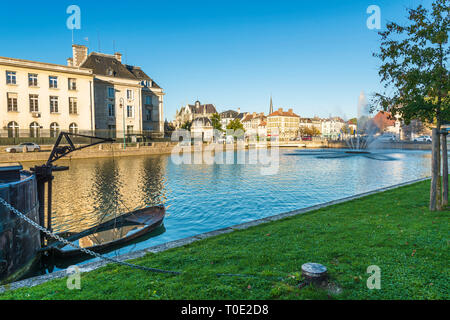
[373,111,396,130]
[268,108,299,118]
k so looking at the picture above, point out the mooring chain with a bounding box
[0,197,181,275]
[0,197,286,283]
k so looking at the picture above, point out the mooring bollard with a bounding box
[301,263,328,287]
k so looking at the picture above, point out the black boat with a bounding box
[43,205,166,259]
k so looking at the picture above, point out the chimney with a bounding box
[253,112,257,117]
[237,108,241,114]
[67,58,73,67]
[288,108,293,114]
[278,108,283,113]
[72,45,88,67]
[114,52,122,63]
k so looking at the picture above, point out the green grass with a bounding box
[1,179,448,300]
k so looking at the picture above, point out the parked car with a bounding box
[5,143,41,153]
[414,135,432,143]
[377,134,398,143]
[302,136,313,141]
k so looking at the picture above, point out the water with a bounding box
[27,148,431,270]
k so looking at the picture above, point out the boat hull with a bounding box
[46,206,166,260]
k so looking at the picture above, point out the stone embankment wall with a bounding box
[0,142,178,163]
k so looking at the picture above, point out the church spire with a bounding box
[269,95,274,115]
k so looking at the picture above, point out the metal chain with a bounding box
[0,197,285,283]
[0,197,181,275]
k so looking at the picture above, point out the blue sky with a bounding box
[0,0,432,120]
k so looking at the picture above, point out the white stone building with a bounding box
[0,55,94,138]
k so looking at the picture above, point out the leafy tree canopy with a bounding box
[372,0,449,128]
[226,119,245,132]
[211,113,223,131]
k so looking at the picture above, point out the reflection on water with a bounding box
[62,225,146,250]
[26,148,432,268]
[38,156,168,234]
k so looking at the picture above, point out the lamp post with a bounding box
[119,97,126,149]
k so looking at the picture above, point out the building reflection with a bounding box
[30,156,167,234]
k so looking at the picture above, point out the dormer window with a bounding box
[107,68,114,76]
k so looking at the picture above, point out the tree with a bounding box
[300,127,321,137]
[211,113,223,132]
[226,118,244,132]
[373,0,449,210]
[181,120,192,132]
[164,121,175,137]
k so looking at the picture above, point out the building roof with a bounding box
[81,53,161,88]
[0,56,93,76]
[187,103,218,115]
[242,114,254,122]
[236,113,247,120]
[268,109,300,118]
[192,117,213,127]
[373,111,396,130]
[220,110,239,119]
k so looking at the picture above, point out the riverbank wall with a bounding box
[0,142,179,164]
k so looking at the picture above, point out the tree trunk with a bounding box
[436,123,442,211]
[430,128,439,211]
[442,133,448,207]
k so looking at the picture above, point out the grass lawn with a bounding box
[1,179,448,300]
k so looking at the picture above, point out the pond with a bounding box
[26,148,431,271]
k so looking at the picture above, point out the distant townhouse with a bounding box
[299,117,322,135]
[71,45,165,138]
[321,117,345,139]
[242,112,267,136]
[191,117,214,142]
[267,108,300,140]
[0,55,94,138]
[174,100,218,128]
[220,109,246,129]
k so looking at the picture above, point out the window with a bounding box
[7,122,19,138]
[107,87,115,99]
[127,89,134,100]
[29,122,40,138]
[146,109,152,121]
[108,103,115,117]
[6,71,16,85]
[127,125,134,134]
[29,74,38,87]
[7,93,18,112]
[50,123,60,138]
[68,78,77,90]
[50,96,59,113]
[127,105,134,118]
[49,76,58,89]
[69,123,78,134]
[69,97,78,114]
[145,96,152,105]
[29,94,39,112]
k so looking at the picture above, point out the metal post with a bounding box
[47,177,53,234]
[36,177,46,247]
